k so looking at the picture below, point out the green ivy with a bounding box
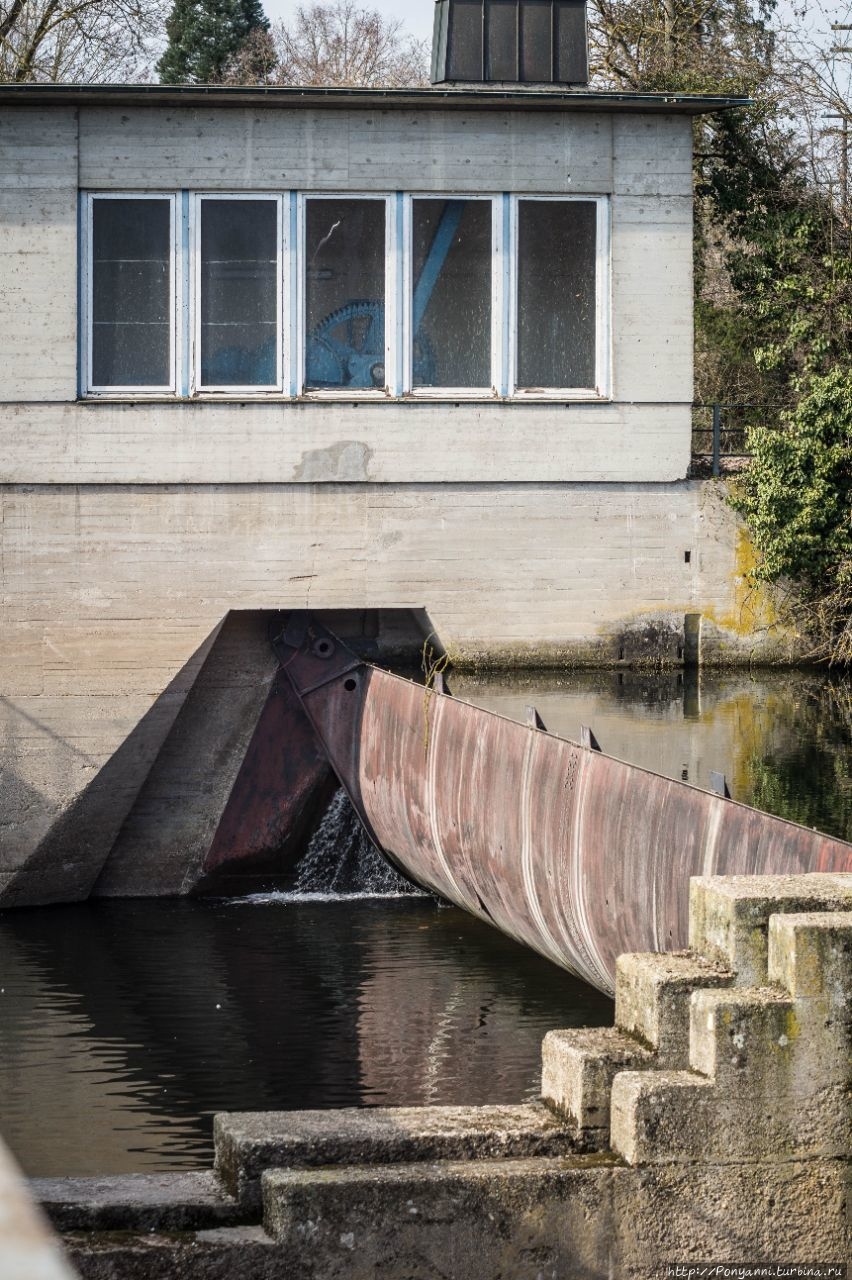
[730,368,852,587]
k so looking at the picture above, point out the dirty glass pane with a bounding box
[305,199,386,391]
[412,199,492,389]
[91,198,171,387]
[516,200,597,389]
[200,200,278,387]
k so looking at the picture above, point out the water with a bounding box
[284,786,423,899]
[2,666,851,1177]
[450,667,852,840]
[0,898,609,1175]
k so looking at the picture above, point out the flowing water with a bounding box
[1,666,851,1176]
[283,786,422,899]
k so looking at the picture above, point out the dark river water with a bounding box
[2,667,851,1176]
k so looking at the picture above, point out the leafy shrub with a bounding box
[731,368,852,588]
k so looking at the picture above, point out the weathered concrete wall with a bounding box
[41,874,850,1278]
[0,107,78,403]
[0,100,792,905]
[0,104,693,474]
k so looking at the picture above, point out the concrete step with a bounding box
[688,873,852,986]
[612,907,852,1166]
[261,1154,621,1279]
[688,986,793,1085]
[614,950,733,1065]
[610,1068,715,1165]
[215,1102,580,1210]
[541,1026,653,1146]
[64,1225,277,1280]
[32,1171,246,1233]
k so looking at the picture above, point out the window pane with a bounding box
[91,199,171,387]
[305,199,386,390]
[412,200,492,389]
[200,200,278,387]
[517,200,597,389]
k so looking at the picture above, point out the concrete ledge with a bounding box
[262,1156,621,1279]
[261,1155,848,1280]
[32,1172,245,1233]
[64,1226,277,1280]
[215,1103,579,1210]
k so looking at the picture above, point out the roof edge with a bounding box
[0,83,750,114]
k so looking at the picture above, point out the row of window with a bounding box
[82,192,610,398]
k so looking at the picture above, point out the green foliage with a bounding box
[592,0,852,652]
[157,0,269,83]
[746,679,852,838]
[695,93,852,650]
[703,110,852,387]
[731,368,852,586]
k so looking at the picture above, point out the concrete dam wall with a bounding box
[0,481,790,909]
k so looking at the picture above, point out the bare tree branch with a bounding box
[221,1,429,89]
[0,0,166,82]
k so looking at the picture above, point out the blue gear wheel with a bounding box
[306,299,436,390]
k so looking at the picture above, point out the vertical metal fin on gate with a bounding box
[709,771,731,799]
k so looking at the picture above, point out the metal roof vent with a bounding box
[431,0,589,86]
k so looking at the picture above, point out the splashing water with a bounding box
[263,788,426,902]
[295,788,424,897]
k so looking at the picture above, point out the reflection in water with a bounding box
[0,899,611,1176]
[3,666,852,1177]
[451,668,852,840]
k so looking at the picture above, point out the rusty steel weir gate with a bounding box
[273,614,852,995]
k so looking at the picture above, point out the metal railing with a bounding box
[691,403,786,477]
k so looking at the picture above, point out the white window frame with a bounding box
[192,193,286,396]
[82,192,179,397]
[403,194,503,400]
[80,189,611,402]
[297,193,395,399]
[509,194,611,401]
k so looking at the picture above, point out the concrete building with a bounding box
[0,3,774,905]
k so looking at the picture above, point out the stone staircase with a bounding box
[36,873,851,1279]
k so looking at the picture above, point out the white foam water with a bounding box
[240,787,426,903]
